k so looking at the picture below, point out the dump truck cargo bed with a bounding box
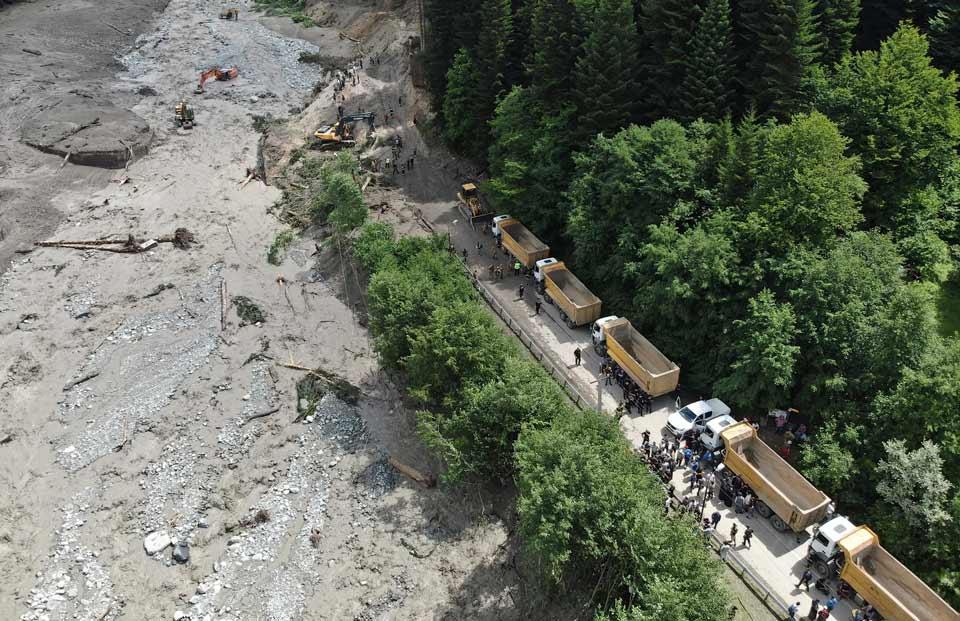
[499,219,550,268]
[839,527,959,621]
[602,318,679,396]
[720,422,830,532]
[541,262,602,327]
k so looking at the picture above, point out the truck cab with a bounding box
[699,415,737,451]
[591,315,619,352]
[808,516,856,576]
[666,398,731,437]
[533,257,559,284]
[491,214,510,237]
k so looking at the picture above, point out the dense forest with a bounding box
[418,0,960,611]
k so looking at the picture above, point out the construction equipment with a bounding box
[533,258,602,328]
[592,316,680,397]
[456,183,492,223]
[491,215,550,268]
[313,112,375,149]
[174,100,195,129]
[219,7,239,20]
[195,67,239,94]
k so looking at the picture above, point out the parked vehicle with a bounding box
[717,422,831,532]
[533,258,602,328]
[806,518,960,621]
[491,216,550,268]
[592,316,680,397]
[667,398,731,437]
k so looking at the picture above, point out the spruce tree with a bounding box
[574,0,641,139]
[678,0,736,122]
[742,0,822,119]
[474,0,514,124]
[930,3,960,74]
[442,48,483,154]
[638,0,705,120]
[527,0,584,112]
[422,0,483,110]
[817,0,861,67]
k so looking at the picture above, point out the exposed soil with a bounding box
[0,1,562,620]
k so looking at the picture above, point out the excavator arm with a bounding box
[195,67,239,93]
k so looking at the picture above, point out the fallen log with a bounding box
[338,31,360,43]
[22,48,42,56]
[388,456,436,488]
[63,371,100,392]
[243,406,280,425]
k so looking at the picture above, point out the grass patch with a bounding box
[233,296,266,326]
[252,0,316,26]
[252,114,284,133]
[298,51,323,64]
[936,276,960,337]
[267,229,297,265]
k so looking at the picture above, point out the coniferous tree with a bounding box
[678,0,736,122]
[742,0,822,118]
[442,48,483,154]
[527,0,585,112]
[473,0,514,134]
[422,0,483,110]
[574,0,641,139]
[817,0,861,66]
[929,3,960,74]
[638,0,705,120]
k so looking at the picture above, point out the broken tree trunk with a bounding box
[388,456,436,488]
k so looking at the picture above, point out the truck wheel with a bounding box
[754,501,773,519]
[814,560,830,577]
[769,514,788,532]
[545,295,554,305]
[565,316,576,329]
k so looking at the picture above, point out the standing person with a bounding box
[729,523,738,545]
[719,541,732,561]
[476,240,483,254]
[663,496,671,515]
[825,596,838,612]
[518,284,525,300]
[797,569,814,590]
[787,602,800,620]
[807,600,820,621]
[513,260,521,276]
[816,607,829,621]
[734,493,745,514]
[535,294,542,315]
[742,526,753,548]
[573,347,582,366]
[710,510,722,529]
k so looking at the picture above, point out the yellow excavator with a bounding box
[313,112,375,149]
[174,100,195,129]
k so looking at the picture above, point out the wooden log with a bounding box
[388,456,436,488]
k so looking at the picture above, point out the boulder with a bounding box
[144,531,171,555]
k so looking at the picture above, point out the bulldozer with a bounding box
[219,8,239,20]
[457,182,492,222]
[174,100,195,129]
[313,112,375,149]
[195,67,239,94]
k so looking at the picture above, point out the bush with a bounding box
[515,411,730,619]
[267,229,297,265]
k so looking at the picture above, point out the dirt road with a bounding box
[0,2,560,620]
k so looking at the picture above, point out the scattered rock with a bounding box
[137,85,159,96]
[172,542,190,564]
[143,531,171,555]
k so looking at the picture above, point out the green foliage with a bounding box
[678,0,737,122]
[441,48,483,154]
[232,296,266,325]
[419,356,572,481]
[515,410,730,619]
[929,3,960,74]
[637,0,705,120]
[817,0,861,66]
[352,222,398,272]
[743,111,866,249]
[421,0,483,111]
[567,120,700,307]
[267,229,297,265]
[573,0,641,139]
[527,0,584,110]
[819,24,960,232]
[798,419,857,492]
[714,289,799,413]
[876,439,953,530]
[404,300,512,407]
[307,152,367,234]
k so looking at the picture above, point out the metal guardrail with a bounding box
[704,528,791,620]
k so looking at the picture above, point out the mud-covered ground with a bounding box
[0,1,564,620]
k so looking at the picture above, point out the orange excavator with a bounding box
[195,67,239,94]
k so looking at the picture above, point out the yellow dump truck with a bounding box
[804,519,960,621]
[533,258,602,328]
[716,422,831,532]
[591,316,680,397]
[491,215,549,268]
